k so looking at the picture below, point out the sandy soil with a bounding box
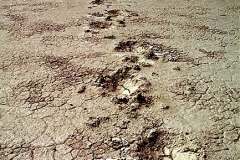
[0,0,240,159]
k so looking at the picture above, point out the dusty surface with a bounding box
[0,0,240,159]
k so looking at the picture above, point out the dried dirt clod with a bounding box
[161,105,169,110]
[130,103,140,110]
[144,50,159,60]
[86,117,110,128]
[104,35,116,39]
[112,95,129,104]
[134,93,153,105]
[130,12,139,16]
[117,120,130,129]
[173,66,181,71]
[96,66,131,91]
[141,62,152,67]
[77,85,86,93]
[117,20,126,27]
[89,21,111,29]
[111,137,129,150]
[6,14,25,21]
[133,65,141,71]
[30,21,67,35]
[107,10,120,17]
[115,41,137,52]
[122,56,139,63]
[105,16,112,21]
[91,0,104,5]
[92,12,104,17]
[84,29,92,33]
[134,130,175,159]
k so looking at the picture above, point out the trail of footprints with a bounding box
[1,0,239,160]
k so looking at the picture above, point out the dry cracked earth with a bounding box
[0,0,240,160]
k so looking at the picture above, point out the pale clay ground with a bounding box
[0,0,240,160]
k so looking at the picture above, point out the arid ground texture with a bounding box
[0,0,240,159]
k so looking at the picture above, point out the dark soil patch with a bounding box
[115,41,137,52]
[92,12,104,17]
[107,10,120,17]
[86,117,110,128]
[199,48,226,59]
[91,0,104,5]
[29,21,67,36]
[6,14,26,22]
[96,66,132,92]
[136,130,175,159]
[122,56,139,63]
[104,35,116,39]
[89,21,111,29]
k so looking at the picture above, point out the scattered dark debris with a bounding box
[130,102,140,111]
[141,62,152,67]
[135,93,153,105]
[130,12,139,17]
[110,137,129,150]
[92,12,104,17]
[115,40,192,63]
[115,40,137,52]
[162,50,193,63]
[122,56,139,63]
[82,35,101,43]
[139,33,171,39]
[86,117,110,128]
[125,10,139,17]
[133,65,141,71]
[152,72,158,76]
[91,30,100,34]
[6,14,25,22]
[116,120,130,129]
[96,66,132,92]
[173,66,181,71]
[144,50,159,60]
[85,29,99,34]
[77,85,86,93]
[104,35,116,39]
[85,29,92,33]
[89,21,111,29]
[107,10,120,17]
[135,130,174,159]
[127,110,139,118]
[199,48,226,59]
[195,25,227,34]
[32,22,67,34]
[139,129,160,149]
[140,42,194,63]
[91,0,104,5]
[43,55,70,69]
[100,91,111,97]
[161,105,169,110]
[112,95,129,104]
[68,19,82,26]
[117,20,126,27]
[105,16,112,21]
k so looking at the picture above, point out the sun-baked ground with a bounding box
[0,0,240,159]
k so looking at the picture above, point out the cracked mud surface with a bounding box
[0,0,239,159]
